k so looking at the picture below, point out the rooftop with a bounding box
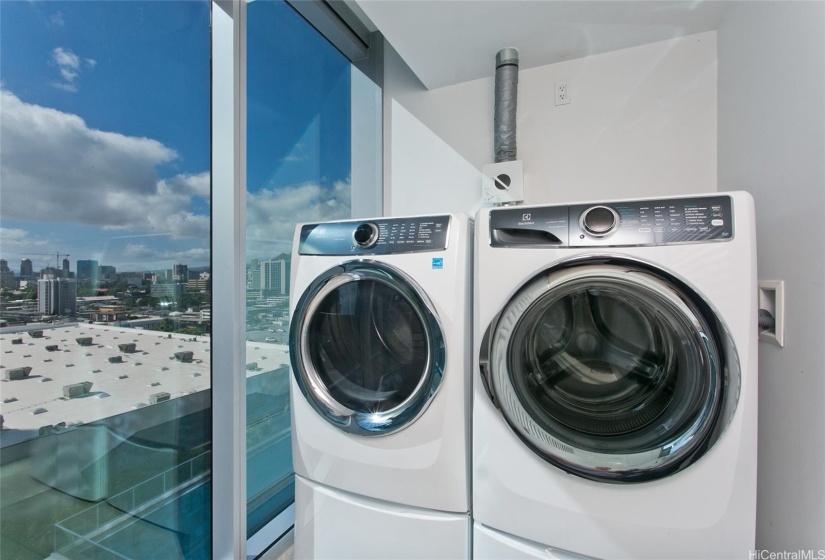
[0,323,288,446]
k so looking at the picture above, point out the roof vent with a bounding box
[174,351,194,363]
[11,338,23,345]
[149,392,171,404]
[118,343,137,353]
[4,367,32,381]
[108,356,123,364]
[45,345,59,352]
[38,423,66,435]
[76,337,94,346]
[29,331,44,338]
[63,381,93,398]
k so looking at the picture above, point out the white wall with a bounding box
[387,32,718,213]
[388,100,482,216]
[718,1,825,550]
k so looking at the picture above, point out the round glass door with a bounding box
[290,261,445,436]
[484,261,739,482]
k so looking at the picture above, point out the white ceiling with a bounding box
[353,1,726,90]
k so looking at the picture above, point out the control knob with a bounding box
[581,206,619,237]
[353,222,380,248]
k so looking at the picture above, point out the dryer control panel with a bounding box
[490,195,733,247]
[299,216,451,255]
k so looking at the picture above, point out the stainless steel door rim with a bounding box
[291,260,446,436]
[481,259,740,483]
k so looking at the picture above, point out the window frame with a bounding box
[211,1,382,557]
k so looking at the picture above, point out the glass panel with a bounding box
[508,276,715,454]
[0,2,211,559]
[246,0,381,539]
[309,280,428,413]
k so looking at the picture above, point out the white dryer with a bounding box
[473,192,757,559]
[289,213,472,559]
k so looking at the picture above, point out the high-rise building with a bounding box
[259,255,290,296]
[37,278,77,315]
[172,264,189,283]
[0,272,16,290]
[77,260,99,282]
[20,258,33,279]
[247,260,262,290]
[41,267,62,279]
[99,265,117,283]
[0,260,15,290]
[62,258,70,278]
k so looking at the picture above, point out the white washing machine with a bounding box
[289,213,472,559]
[473,192,757,559]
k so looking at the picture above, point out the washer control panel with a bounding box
[490,195,733,247]
[299,216,450,255]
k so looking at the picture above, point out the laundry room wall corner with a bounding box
[718,1,825,551]
[383,32,717,209]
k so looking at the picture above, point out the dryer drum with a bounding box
[485,260,741,483]
[290,261,446,436]
[309,281,427,411]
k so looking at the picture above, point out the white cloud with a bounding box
[158,172,210,199]
[246,180,350,258]
[52,82,78,93]
[0,89,209,240]
[123,244,209,262]
[280,155,305,163]
[0,227,51,253]
[48,12,65,28]
[51,47,96,92]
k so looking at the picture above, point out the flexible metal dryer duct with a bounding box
[494,48,519,163]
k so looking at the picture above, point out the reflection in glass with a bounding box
[0,1,211,558]
[246,0,362,538]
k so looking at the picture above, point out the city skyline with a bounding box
[2,254,288,278]
[1,1,353,272]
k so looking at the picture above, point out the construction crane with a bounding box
[29,252,71,270]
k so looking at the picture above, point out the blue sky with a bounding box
[1,0,352,274]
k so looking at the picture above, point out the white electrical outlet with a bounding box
[555,81,571,106]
